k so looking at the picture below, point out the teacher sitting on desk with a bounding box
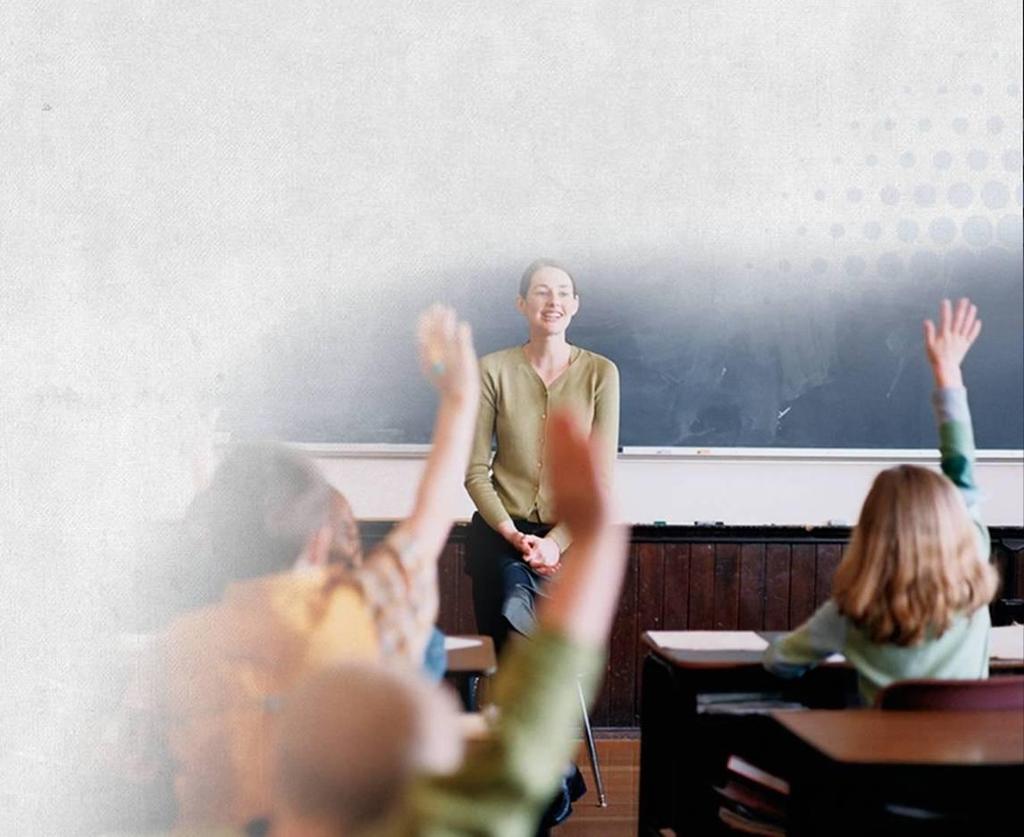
[465,259,620,654]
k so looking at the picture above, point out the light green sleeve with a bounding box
[764,599,849,677]
[932,386,990,560]
[409,630,605,837]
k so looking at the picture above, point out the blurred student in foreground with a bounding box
[115,307,479,831]
[270,410,629,836]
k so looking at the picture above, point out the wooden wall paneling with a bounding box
[814,544,842,607]
[738,543,766,630]
[763,544,791,630]
[662,543,690,629]
[436,542,459,635]
[637,542,665,635]
[789,543,816,627]
[688,543,715,628]
[713,543,740,629]
[453,545,479,635]
[606,544,641,726]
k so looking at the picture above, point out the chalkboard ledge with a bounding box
[224,439,1024,463]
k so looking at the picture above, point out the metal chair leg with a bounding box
[578,679,607,807]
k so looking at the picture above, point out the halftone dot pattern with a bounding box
[918,118,932,131]
[909,250,942,280]
[987,116,1005,134]
[897,219,919,242]
[962,215,994,247]
[814,189,826,201]
[914,184,937,206]
[863,221,883,240]
[1004,149,1023,172]
[899,151,915,168]
[830,224,845,239]
[929,217,957,244]
[997,214,1023,247]
[880,185,900,205]
[846,187,863,202]
[967,149,990,170]
[952,117,969,134]
[948,182,974,208]
[866,153,879,166]
[981,181,1010,209]
[877,253,903,277]
[844,255,866,276]
[811,257,828,274]
[934,150,953,169]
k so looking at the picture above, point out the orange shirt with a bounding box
[160,568,378,828]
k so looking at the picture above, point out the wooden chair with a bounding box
[875,675,1024,711]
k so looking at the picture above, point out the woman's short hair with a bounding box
[833,464,998,645]
[518,258,578,298]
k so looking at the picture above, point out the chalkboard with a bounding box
[220,248,1023,449]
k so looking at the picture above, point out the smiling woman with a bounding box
[463,259,621,652]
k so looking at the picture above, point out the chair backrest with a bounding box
[876,676,1024,711]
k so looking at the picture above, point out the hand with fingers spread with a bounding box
[924,297,982,389]
[417,305,480,404]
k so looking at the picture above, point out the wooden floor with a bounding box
[554,737,640,837]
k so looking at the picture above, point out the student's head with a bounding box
[834,464,999,645]
[185,444,337,603]
[273,662,464,835]
[517,259,580,336]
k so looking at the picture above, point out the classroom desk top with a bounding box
[642,625,1024,670]
[443,635,497,676]
[771,709,1024,766]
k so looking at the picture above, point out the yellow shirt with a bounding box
[465,345,619,551]
[160,569,379,828]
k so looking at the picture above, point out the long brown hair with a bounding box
[833,464,998,645]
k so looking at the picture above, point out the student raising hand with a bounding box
[417,304,480,405]
[924,297,982,389]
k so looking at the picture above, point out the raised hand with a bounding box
[545,411,614,540]
[416,305,479,403]
[923,298,982,388]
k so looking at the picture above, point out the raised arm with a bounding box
[355,306,479,663]
[924,298,983,510]
[424,411,629,820]
[545,359,620,555]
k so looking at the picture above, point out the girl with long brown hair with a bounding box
[765,298,999,704]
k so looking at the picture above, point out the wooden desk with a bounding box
[443,635,496,711]
[771,709,1024,835]
[637,628,1024,836]
[637,632,855,836]
[775,708,1024,765]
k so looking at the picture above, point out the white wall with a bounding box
[313,449,1024,527]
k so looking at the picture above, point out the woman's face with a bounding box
[517,266,579,336]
